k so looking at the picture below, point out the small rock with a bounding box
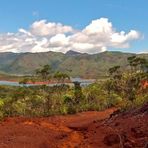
[124,142,133,148]
[114,122,120,126]
[131,127,146,138]
[103,133,120,146]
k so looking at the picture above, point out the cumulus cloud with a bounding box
[30,20,74,36]
[0,18,141,54]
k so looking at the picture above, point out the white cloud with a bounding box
[50,34,69,46]
[30,20,74,36]
[0,18,141,54]
[19,28,32,36]
[84,18,113,35]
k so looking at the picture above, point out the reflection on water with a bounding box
[0,78,95,87]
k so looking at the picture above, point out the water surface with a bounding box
[0,78,95,87]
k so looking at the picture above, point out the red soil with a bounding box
[141,80,148,89]
[26,80,72,85]
[0,80,72,85]
[0,105,147,148]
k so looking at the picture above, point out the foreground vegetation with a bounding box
[0,56,147,119]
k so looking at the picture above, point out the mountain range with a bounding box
[0,50,147,78]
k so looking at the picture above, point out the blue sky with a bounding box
[0,0,147,53]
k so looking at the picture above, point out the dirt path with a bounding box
[0,106,147,148]
[0,108,115,148]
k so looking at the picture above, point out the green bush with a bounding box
[108,93,122,107]
[0,99,4,119]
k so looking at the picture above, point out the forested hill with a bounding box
[0,51,147,78]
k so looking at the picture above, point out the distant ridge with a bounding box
[65,50,83,56]
[0,50,147,78]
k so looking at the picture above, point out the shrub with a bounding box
[108,93,122,107]
[0,99,4,119]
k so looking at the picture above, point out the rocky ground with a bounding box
[0,104,147,148]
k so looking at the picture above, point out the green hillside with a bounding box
[0,51,147,78]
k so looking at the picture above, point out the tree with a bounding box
[127,56,138,71]
[107,66,123,94]
[53,71,70,83]
[36,64,52,81]
[73,81,84,104]
[106,56,148,102]
[139,58,148,73]
[128,56,148,72]
[109,66,120,75]
[19,78,29,86]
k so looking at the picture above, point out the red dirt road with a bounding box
[0,108,115,148]
[0,106,147,148]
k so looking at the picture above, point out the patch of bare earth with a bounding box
[0,104,147,148]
